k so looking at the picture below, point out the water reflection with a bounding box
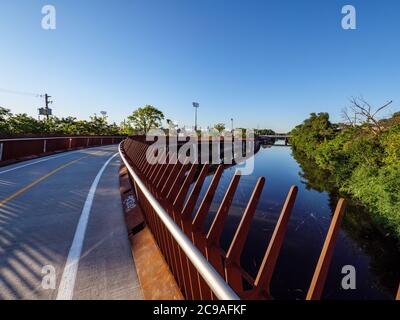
[196,142,400,300]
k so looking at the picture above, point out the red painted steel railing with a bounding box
[121,137,350,300]
[0,136,125,164]
[397,284,400,300]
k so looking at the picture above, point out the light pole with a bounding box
[231,118,234,132]
[193,102,200,131]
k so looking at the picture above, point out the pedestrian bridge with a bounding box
[258,134,292,139]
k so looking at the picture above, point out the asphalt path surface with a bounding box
[0,145,143,300]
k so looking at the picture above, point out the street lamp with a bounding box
[193,102,200,131]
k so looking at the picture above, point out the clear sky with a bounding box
[0,0,399,132]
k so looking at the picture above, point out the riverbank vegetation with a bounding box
[290,99,400,241]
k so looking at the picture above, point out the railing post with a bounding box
[225,177,266,294]
[69,138,72,149]
[0,142,3,161]
[245,186,298,299]
[43,139,47,153]
[306,199,347,300]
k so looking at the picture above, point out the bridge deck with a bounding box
[258,135,291,139]
[0,145,143,300]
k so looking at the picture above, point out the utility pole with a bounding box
[43,94,53,120]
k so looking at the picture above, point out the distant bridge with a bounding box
[258,134,292,139]
[257,134,291,145]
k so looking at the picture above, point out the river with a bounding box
[194,141,400,300]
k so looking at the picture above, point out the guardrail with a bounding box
[119,141,240,300]
[120,137,348,300]
[397,285,400,300]
[0,136,125,163]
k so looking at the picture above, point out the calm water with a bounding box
[194,142,400,300]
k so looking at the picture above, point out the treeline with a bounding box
[290,106,400,241]
[0,107,127,137]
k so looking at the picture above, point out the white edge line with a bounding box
[0,145,117,175]
[56,152,119,300]
[0,152,79,175]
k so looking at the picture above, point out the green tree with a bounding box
[255,128,276,136]
[213,123,226,134]
[0,107,12,135]
[128,105,164,134]
[0,107,126,136]
[88,114,109,135]
[291,112,336,159]
[8,114,44,134]
[291,109,400,240]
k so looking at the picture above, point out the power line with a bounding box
[0,87,43,98]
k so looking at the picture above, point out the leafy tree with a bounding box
[88,114,109,135]
[128,105,164,134]
[255,128,276,136]
[0,106,11,118]
[379,112,400,129]
[213,123,226,134]
[0,107,12,134]
[291,112,336,159]
[8,114,44,134]
[291,108,400,240]
[120,120,135,135]
[0,106,129,136]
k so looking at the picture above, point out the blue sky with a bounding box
[0,0,399,132]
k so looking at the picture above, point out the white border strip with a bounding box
[0,151,79,175]
[56,153,119,300]
[0,144,117,175]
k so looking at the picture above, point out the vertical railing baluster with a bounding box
[206,172,241,276]
[161,162,182,198]
[306,198,346,300]
[225,177,265,294]
[246,186,298,299]
[169,163,199,299]
[167,159,190,201]
[192,165,224,299]
[179,163,210,300]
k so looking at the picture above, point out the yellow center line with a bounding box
[0,155,89,207]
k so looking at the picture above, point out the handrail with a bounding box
[118,142,240,300]
[0,136,125,142]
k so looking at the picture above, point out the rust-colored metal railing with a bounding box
[120,137,348,300]
[0,136,125,164]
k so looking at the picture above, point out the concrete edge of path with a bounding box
[118,164,183,300]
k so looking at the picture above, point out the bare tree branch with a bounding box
[345,97,393,134]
